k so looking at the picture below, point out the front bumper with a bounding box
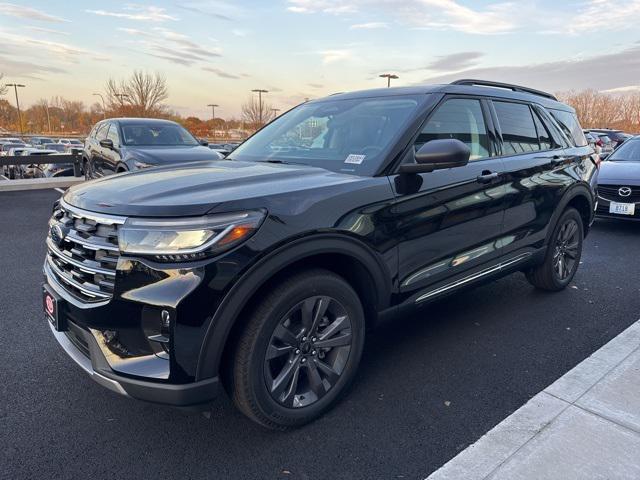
[596,196,640,221]
[48,319,221,406]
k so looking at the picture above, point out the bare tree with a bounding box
[0,73,7,97]
[241,95,275,130]
[105,71,169,117]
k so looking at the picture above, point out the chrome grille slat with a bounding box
[46,202,125,303]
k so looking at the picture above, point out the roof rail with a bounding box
[450,79,558,101]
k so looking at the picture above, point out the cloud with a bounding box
[427,51,484,72]
[287,0,357,14]
[202,66,241,79]
[86,5,178,22]
[350,22,389,29]
[119,26,221,66]
[232,29,248,37]
[178,1,243,21]
[0,3,69,22]
[318,49,353,64]
[0,54,67,78]
[308,83,324,88]
[562,0,640,35]
[419,45,640,93]
[26,26,70,36]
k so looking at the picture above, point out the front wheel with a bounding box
[526,207,583,291]
[230,269,365,429]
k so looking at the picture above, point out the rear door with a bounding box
[493,100,570,258]
[390,95,509,303]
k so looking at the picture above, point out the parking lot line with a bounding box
[426,318,640,480]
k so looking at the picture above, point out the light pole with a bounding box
[207,104,219,141]
[379,73,399,88]
[251,89,269,124]
[43,102,51,134]
[93,93,106,119]
[6,83,25,135]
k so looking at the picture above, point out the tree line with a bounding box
[0,70,278,138]
[556,90,640,133]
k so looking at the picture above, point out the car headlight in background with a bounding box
[118,210,266,261]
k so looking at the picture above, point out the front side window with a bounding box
[416,98,490,161]
[494,101,540,155]
[106,124,120,146]
[121,123,199,146]
[95,123,109,141]
[228,95,423,176]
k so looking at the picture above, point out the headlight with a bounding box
[118,210,266,261]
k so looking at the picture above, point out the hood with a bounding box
[125,145,222,164]
[598,161,640,186]
[64,160,364,217]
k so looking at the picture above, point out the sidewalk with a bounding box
[428,319,640,480]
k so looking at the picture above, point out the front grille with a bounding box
[46,201,125,303]
[598,185,640,203]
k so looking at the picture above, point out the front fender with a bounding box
[195,233,392,381]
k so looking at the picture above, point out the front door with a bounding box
[389,96,508,303]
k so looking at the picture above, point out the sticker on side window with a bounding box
[345,154,366,165]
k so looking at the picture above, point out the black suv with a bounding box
[43,80,597,429]
[83,118,222,178]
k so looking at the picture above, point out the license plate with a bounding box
[43,284,66,331]
[609,202,636,216]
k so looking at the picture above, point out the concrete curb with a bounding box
[0,177,83,191]
[427,319,640,480]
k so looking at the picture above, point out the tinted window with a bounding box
[418,98,490,161]
[106,124,120,145]
[609,139,640,161]
[549,110,587,147]
[532,110,553,150]
[229,96,422,176]
[95,123,109,141]
[121,123,199,147]
[494,101,540,154]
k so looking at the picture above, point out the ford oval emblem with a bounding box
[50,224,68,246]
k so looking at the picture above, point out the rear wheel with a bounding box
[526,207,583,291]
[230,269,365,429]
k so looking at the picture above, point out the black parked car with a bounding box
[83,118,224,179]
[595,136,640,220]
[43,80,597,429]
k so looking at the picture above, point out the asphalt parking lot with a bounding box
[1,189,639,480]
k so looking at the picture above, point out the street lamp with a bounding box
[251,89,269,124]
[6,83,25,135]
[115,93,130,117]
[93,93,106,119]
[379,73,399,88]
[207,104,219,141]
[42,101,52,134]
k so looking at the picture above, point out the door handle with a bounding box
[477,171,500,183]
[551,155,566,166]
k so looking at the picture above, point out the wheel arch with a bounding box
[546,183,594,245]
[195,234,393,381]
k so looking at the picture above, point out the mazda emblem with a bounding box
[618,186,632,197]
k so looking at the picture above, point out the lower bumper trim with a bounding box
[48,321,221,407]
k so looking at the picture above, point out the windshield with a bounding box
[608,139,640,161]
[43,144,66,152]
[121,123,199,146]
[228,95,423,176]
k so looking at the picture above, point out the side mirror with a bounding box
[399,139,470,174]
[199,139,209,146]
[99,138,114,149]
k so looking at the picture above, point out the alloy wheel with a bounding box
[553,218,580,280]
[263,296,353,408]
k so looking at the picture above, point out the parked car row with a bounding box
[0,135,81,179]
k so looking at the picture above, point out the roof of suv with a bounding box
[104,118,180,126]
[323,80,574,113]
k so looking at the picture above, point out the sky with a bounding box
[2,0,640,118]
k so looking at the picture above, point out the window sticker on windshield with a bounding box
[345,154,366,165]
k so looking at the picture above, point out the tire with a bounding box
[230,269,365,430]
[83,159,91,180]
[526,207,583,291]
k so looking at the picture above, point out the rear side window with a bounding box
[549,109,587,147]
[532,110,553,150]
[493,101,540,154]
[418,98,490,161]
